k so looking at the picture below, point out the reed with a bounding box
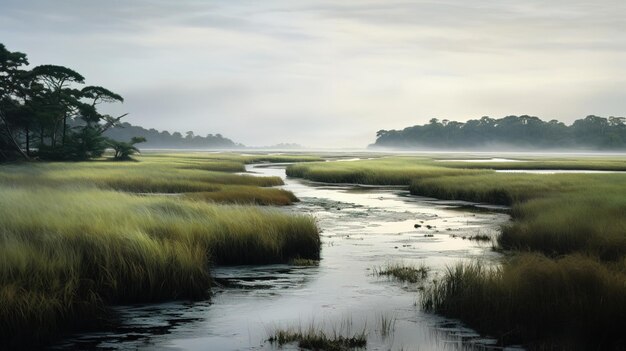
[0,153,320,347]
[422,254,626,349]
[372,262,429,283]
[268,320,367,351]
[184,186,299,206]
[287,157,487,185]
[286,155,626,349]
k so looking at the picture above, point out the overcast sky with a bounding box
[1,0,625,147]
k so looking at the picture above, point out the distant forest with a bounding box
[1,43,244,162]
[104,122,242,149]
[372,115,626,149]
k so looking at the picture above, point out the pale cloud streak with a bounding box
[1,0,625,147]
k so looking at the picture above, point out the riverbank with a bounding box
[0,153,321,348]
[54,162,510,350]
[287,155,626,349]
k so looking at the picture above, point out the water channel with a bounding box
[54,163,517,350]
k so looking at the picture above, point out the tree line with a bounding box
[0,43,144,161]
[372,115,626,149]
[103,122,241,149]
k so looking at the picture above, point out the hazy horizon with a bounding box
[2,0,625,147]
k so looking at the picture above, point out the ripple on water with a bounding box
[53,164,514,351]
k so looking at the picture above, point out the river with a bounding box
[53,164,516,350]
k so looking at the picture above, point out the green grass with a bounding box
[0,160,283,193]
[0,153,321,347]
[409,173,584,205]
[143,152,323,165]
[184,186,299,206]
[268,321,367,351]
[289,258,320,266]
[500,190,626,260]
[286,155,626,349]
[0,186,320,346]
[422,255,626,349]
[286,157,488,185]
[372,262,429,284]
[434,156,626,171]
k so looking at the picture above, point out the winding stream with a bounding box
[53,164,515,350]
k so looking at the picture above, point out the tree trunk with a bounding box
[25,126,30,156]
[0,113,29,160]
[62,114,67,146]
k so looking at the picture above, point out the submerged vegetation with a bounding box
[372,262,429,284]
[288,155,626,349]
[0,153,320,347]
[268,321,367,351]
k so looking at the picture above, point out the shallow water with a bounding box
[53,164,517,351]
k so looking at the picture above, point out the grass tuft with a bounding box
[372,262,429,283]
[422,255,626,349]
[0,153,321,347]
[268,321,367,351]
[184,186,299,206]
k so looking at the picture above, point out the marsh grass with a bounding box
[409,173,582,205]
[0,153,321,346]
[434,157,626,171]
[290,258,320,266]
[287,155,626,349]
[184,186,299,206]
[286,157,488,185]
[422,255,626,349]
[0,187,320,345]
[500,190,626,260]
[0,161,283,193]
[268,320,367,351]
[142,152,323,165]
[409,173,626,259]
[378,313,397,338]
[372,262,429,284]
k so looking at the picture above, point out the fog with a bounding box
[2,0,626,147]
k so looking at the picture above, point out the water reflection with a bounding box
[53,164,514,350]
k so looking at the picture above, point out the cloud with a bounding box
[1,0,625,147]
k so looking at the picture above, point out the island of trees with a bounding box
[372,115,626,150]
[103,122,241,149]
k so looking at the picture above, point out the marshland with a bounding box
[2,151,624,350]
[3,1,626,349]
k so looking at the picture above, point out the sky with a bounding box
[1,0,625,147]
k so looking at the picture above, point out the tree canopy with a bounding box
[0,43,136,161]
[372,115,626,150]
[102,122,241,149]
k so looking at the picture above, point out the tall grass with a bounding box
[435,157,626,171]
[184,186,299,206]
[409,173,583,205]
[268,319,367,351]
[287,157,487,185]
[0,161,283,193]
[142,152,323,165]
[0,153,321,347]
[422,254,626,349]
[286,156,626,348]
[372,262,429,283]
[500,191,626,260]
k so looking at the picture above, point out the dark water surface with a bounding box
[53,164,520,350]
